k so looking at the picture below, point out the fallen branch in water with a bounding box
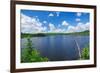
[74,39,81,59]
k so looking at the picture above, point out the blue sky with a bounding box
[21,9,90,33]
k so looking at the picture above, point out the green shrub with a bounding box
[81,46,89,60]
[21,37,48,63]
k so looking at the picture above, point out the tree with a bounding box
[21,37,48,62]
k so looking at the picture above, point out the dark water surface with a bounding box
[21,35,89,61]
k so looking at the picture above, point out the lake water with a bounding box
[21,35,89,61]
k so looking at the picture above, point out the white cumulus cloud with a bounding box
[67,26,75,33]
[21,13,47,33]
[49,23,55,32]
[75,18,81,22]
[67,22,90,33]
[48,13,54,17]
[48,23,66,32]
[56,12,60,17]
[76,12,82,17]
[62,21,69,26]
[43,21,47,24]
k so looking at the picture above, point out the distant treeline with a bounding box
[21,33,46,38]
[66,30,89,35]
[21,30,89,38]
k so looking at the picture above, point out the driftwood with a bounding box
[74,39,81,59]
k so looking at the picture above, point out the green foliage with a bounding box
[21,37,48,63]
[81,46,89,59]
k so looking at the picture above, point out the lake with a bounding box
[21,35,89,61]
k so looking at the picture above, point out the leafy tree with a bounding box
[21,37,48,62]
